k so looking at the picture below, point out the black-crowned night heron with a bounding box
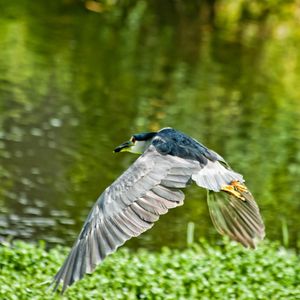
[52,127,265,292]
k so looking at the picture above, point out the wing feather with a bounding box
[52,146,200,293]
[103,219,127,245]
[207,191,265,248]
[130,202,160,223]
[136,197,168,215]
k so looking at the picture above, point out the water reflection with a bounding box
[0,1,300,249]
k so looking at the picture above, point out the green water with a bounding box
[1,1,300,249]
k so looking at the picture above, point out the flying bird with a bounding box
[52,127,265,293]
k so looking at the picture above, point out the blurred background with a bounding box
[0,0,300,250]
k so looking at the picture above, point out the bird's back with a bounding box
[153,128,219,166]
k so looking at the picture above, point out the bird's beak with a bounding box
[114,140,134,153]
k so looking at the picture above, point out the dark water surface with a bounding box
[1,1,300,249]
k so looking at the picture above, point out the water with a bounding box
[1,1,300,249]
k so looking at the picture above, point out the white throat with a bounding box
[130,140,150,154]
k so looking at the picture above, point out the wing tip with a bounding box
[49,277,67,295]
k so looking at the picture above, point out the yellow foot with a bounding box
[231,180,248,193]
[221,181,246,201]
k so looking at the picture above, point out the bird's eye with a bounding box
[131,137,136,143]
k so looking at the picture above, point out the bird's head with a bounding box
[114,131,157,154]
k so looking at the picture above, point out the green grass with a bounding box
[0,239,299,300]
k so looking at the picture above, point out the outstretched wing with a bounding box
[207,185,265,248]
[191,150,265,248]
[52,145,200,293]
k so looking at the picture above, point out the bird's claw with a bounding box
[221,181,247,201]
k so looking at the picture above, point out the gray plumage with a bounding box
[52,127,265,293]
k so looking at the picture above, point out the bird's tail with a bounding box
[207,181,265,248]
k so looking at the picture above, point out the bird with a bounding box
[52,127,265,293]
